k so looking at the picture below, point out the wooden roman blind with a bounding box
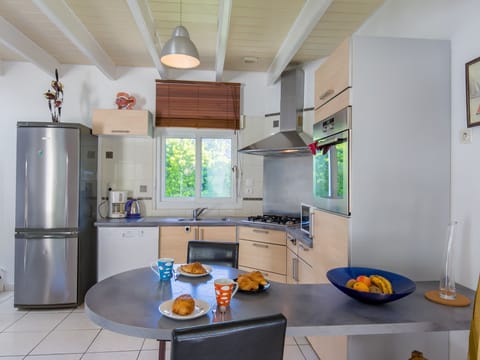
[155,80,241,129]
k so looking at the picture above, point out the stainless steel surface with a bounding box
[238,69,312,155]
[15,126,79,229]
[312,106,351,216]
[14,233,78,306]
[192,207,207,220]
[14,122,98,308]
[85,266,474,341]
[263,155,313,215]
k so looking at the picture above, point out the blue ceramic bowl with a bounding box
[326,267,416,305]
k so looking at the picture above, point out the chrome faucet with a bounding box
[192,207,207,220]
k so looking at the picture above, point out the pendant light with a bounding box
[160,0,200,69]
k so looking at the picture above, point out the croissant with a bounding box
[247,271,268,286]
[237,274,259,291]
[172,294,195,316]
[180,262,207,274]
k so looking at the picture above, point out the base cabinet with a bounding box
[159,226,236,263]
[238,226,287,283]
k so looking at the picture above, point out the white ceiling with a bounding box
[0,0,384,83]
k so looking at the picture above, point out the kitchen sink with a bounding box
[177,217,230,222]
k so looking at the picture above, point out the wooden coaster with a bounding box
[424,290,471,307]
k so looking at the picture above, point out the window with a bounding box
[156,128,238,208]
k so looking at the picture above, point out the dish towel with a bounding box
[468,275,480,360]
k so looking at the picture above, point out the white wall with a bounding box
[358,0,480,358]
[0,63,277,287]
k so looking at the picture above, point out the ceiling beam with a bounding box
[0,16,61,77]
[215,0,232,81]
[266,0,333,85]
[126,0,168,79]
[32,0,117,80]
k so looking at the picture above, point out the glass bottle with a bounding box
[439,221,458,300]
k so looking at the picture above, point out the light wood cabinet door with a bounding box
[159,226,195,263]
[309,209,349,360]
[312,209,349,284]
[92,109,153,136]
[238,239,286,275]
[297,256,316,284]
[286,248,298,284]
[314,37,351,109]
[238,266,286,284]
[237,226,286,246]
[197,226,236,242]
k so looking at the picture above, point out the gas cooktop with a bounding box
[244,214,300,226]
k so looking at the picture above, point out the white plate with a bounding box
[176,264,213,277]
[159,298,211,320]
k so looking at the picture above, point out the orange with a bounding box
[356,275,372,287]
[352,281,370,292]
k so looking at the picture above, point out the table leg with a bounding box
[158,340,166,360]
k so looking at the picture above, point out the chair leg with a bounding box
[158,339,166,360]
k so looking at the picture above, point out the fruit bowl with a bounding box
[326,267,416,305]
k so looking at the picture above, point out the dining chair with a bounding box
[468,275,480,360]
[186,240,239,268]
[170,313,287,360]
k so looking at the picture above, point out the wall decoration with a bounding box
[115,92,136,109]
[43,69,63,123]
[466,56,480,127]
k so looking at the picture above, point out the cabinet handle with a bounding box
[253,229,269,234]
[319,89,334,100]
[252,242,268,248]
[200,228,204,240]
[111,129,130,133]
[293,257,299,282]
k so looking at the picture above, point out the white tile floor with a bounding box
[0,291,318,359]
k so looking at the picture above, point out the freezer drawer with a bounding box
[14,234,78,307]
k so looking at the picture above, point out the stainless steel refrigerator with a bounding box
[14,122,97,308]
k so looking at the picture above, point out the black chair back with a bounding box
[187,240,239,268]
[171,313,287,360]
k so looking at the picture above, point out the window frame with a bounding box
[155,127,240,209]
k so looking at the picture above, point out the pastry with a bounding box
[237,274,259,291]
[247,271,268,286]
[180,262,207,274]
[172,294,195,316]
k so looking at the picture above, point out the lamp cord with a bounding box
[180,0,182,25]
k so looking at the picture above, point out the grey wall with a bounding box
[263,155,313,216]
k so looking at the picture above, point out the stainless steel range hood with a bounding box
[239,68,312,156]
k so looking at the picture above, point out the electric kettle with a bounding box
[125,199,142,218]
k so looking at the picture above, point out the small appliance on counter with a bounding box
[108,190,128,218]
[125,198,142,218]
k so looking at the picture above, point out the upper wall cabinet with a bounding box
[155,80,241,129]
[92,109,153,136]
[314,37,351,110]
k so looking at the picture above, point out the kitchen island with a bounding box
[85,266,474,359]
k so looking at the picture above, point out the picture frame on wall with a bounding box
[466,56,480,127]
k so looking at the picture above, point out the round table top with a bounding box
[84,265,475,340]
[85,265,275,339]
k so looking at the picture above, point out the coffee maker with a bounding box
[108,190,128,218]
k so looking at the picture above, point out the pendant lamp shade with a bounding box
[160,25,200,69]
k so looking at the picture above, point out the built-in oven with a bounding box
[312,106,351,216]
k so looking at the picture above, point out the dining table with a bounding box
[84,265,475,360]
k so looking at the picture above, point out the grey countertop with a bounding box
[85,266,475,340]
[95,216,312,247]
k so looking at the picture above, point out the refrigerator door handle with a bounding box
[16,232,78,239]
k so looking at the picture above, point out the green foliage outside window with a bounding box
[164,137,232,199]
[165,138,195,197]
